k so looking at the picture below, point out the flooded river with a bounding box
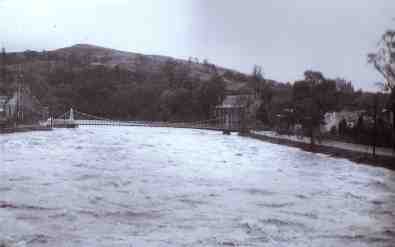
[0,127,394,246]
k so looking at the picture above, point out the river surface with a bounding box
[0,127,394,247]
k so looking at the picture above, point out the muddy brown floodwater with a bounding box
[0,127,394,246]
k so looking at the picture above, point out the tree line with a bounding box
[0,26,394,149]
[0,50,227,122]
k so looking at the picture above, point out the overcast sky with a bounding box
[0,0,394,91]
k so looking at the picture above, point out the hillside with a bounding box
[0,44,382,137]
[50,44,246,82]
[0,44,262,121]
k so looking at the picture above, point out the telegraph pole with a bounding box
[16,65,24,124]
[1,47,5,82]
[392,101,395,152]
[372,93,378,158]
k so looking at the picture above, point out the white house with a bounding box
[0,95,8,120]
[0,93,18,121]
[322,110,365,132]
[5,93,17,118]
[216,95,246,129]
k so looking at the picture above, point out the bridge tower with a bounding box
[64,108,77,128]
[69,108,74,121]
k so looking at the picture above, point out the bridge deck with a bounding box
[51,119,242,132]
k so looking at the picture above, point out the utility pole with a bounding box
[16,76,20,123]
[392,101,395,152]
[0,47,6,93]
[309,82,316,148]
[373,93,378,158]
[16,65,24,124]
[1,47,5,79]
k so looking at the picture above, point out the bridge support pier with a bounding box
[222,130,231,135]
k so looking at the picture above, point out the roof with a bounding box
[216,95,252,109]
[224,80,253,94]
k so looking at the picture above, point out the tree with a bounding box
[249,65,275,125]
[335,78,355,110]
[368,29,395,150]
[250,65,264,96]
[338,118,348,136]
[202,59,218,75]
[252,65,264,80]
[160,88,192,121]
[133,55,148,82]
[335,78,354,94]
[161,58,178,88]
[195,74,225,119]
[293,71,337,146]
[368,30,395,91]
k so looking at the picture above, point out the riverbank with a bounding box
[246,131,395,171]
[0,125,52,134]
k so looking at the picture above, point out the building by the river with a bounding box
[0,88,47,123]
[215,95,251,130]
[215,79,264,130]
[0,94,17,121]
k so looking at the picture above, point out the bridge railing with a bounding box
[48,108,244,131]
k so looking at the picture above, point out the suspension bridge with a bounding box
[47,108,244,133]
[1,82,245,133]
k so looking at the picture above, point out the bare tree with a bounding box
[368,30,395,91]
[368,29,395,150]
[251,65,264,97]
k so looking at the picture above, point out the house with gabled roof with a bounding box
[0,95,8,121]
[0,93,17,121]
